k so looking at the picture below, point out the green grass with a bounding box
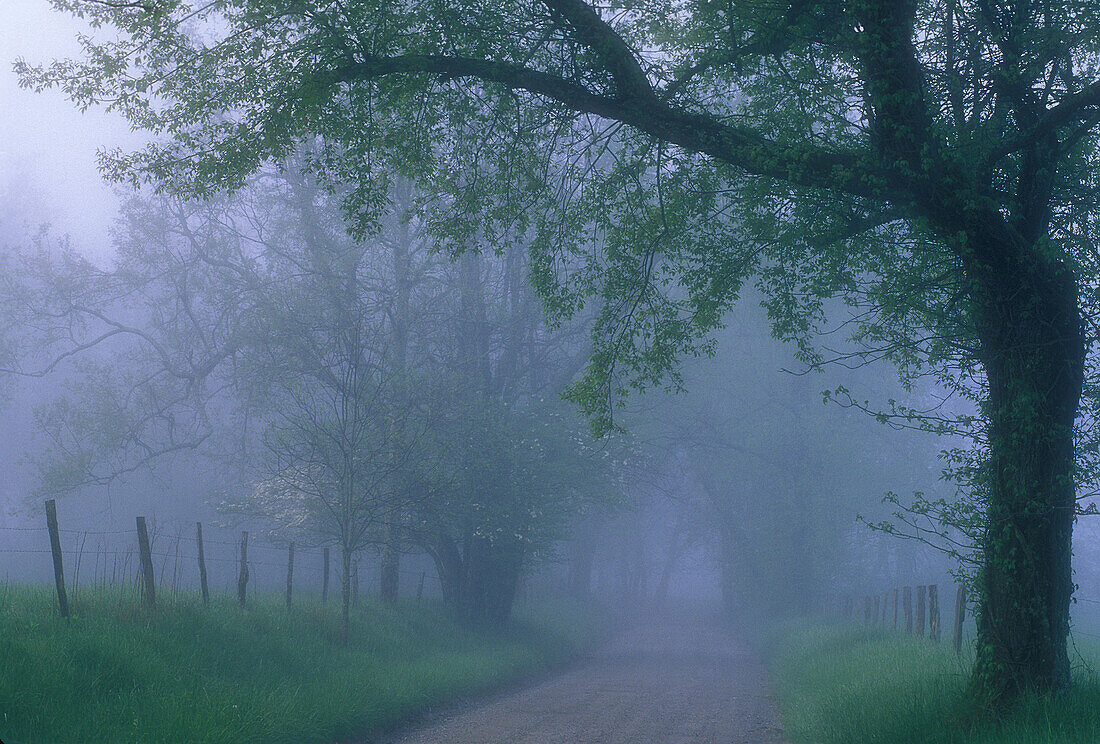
[0,584,604,744]
[769,621,1100,744]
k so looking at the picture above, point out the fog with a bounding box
[2,0,1099,645]
[0,0,138,255]
[3,2,1100,742]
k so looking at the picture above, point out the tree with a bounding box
[0,159,620,628]
[1,168,421,642]
[408,388,617,625]
[23,0,1100,707]
[397,236,618,625]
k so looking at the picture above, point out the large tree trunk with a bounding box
[969,254,1085,707]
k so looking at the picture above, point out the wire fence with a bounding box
[835,581,1100,655]
[0,501,440,614]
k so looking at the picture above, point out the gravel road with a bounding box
[380,614,789,744]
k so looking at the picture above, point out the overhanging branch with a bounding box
[328,54,889,199]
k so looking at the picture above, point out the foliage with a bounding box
[13,0,1099,428]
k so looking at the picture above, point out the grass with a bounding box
[769,621,1100,744]
[0,583,604,744]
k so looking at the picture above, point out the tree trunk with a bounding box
[433,531,523,627]
[969,255,1084,707]
[340,546,352,646]
[379,527,400,602]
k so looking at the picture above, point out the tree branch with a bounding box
[988,77,1100,164]
[328,54,889,199]
[540,0,653,101]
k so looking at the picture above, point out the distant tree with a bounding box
[0,164,622,628]
[0,169,420,641]
[408,389,618,624]
[393,239,621,625]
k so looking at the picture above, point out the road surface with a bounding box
[380,614,789,744]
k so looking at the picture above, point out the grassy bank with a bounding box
[0,584,603,744]
[769,622,1100,744]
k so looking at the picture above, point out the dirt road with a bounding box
[381,615,788,744]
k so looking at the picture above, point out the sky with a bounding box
[0,0,142,256]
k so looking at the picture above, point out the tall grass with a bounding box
[0,583,602,744]
[770,622,1100,744]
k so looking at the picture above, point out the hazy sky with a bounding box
[0,0,141,256]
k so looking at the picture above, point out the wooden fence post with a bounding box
[929,584,940,642]
[237,531,249,607]
[171,528,181,595]
[73,530,87,594]
[322,547,330,604]
[196,522,209,607]
[286,542,295,609]
[916,585,927,637]
[882,592,889,624]
[873,594,881,625]
[953,584,967,654]
[45,499,69,619]
[903,586,913,633]
[892,588,899,629]
[417,571,425,601]
[135,516,156,609]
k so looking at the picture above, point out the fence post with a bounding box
[892,588,899,629]
[929,584,940,642]
[322,547,330,604]
[916,585,927,637]
[286,542,295,609]
[237,531,249,607]
[45,499,69,619]
[417,570,425,601]
[863,595,871,624]
[73,530,88,595]
[883,592,889,624]
[953,584,967,654]
[171,528,181,595]
[135,516,156,609]
[196,522,210,607]
[873,594,881,625]
[903,586,913,633]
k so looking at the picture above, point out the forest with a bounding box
[4,1,1100,743]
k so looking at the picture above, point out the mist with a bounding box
[4,2,1100,743]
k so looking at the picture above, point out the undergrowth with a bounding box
[770,622,1100,744]
[0,583,602,744]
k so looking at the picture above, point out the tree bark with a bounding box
[969,252,1084,707]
